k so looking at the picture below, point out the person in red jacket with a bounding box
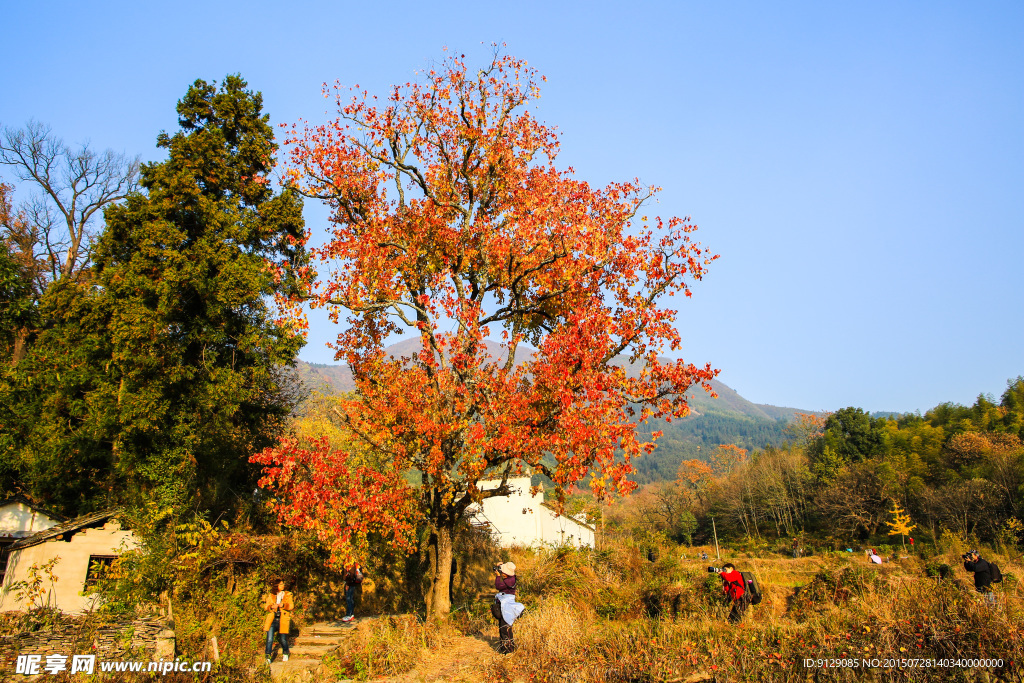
[719,563,749,623]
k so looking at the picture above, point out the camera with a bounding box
[493,564,502,573]
[961,552,974,561]
[707,566,722,574]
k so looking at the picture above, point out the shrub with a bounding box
[924,562,954,580]
[328,615,455,679]
[787,566,884,620]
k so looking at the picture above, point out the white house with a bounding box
[467,477,595,548]
[0,496,64,588]
[0,510,139,614]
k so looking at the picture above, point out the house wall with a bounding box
[475,477,594,548]
[0,503,59,539]
[538,504,595,548]
[0,523,138,614]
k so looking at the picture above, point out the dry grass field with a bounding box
[318,542,1023,682]
[16,540,1021,682]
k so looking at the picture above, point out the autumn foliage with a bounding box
[250,437,419,567]
[256,50,718,615]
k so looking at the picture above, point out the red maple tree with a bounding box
[256,50,719,617]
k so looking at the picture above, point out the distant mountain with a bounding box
[296,338,512,395]
[292,339,816,483]
[296,340,809,421]
[294,359,356,394]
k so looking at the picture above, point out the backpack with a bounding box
[990,562,1003,584]
[491,597,503,622]
[741,571,762,605]
[347,567,363,586]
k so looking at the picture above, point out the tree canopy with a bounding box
[255,51,718,617]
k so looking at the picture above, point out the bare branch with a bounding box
[0,120,139,285]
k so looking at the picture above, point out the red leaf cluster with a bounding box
[251,437,418,566]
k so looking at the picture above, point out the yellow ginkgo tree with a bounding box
[885,502,917,552]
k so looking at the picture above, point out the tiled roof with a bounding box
[9,509,122,551]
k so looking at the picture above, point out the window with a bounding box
[0,540,14,586]
[84,555,118,590]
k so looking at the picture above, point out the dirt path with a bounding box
[388,629,503,683]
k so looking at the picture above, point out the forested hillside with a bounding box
[629,376,1024,548]
[631,408,794,483]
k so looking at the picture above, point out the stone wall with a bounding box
[0,615,173,669]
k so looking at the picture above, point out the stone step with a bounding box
[269,657,322,682]
[304,626,352,634]
[292,634,346,646]
[307,619,354,629]
[288,643,341,657]
[301,626,353,636]
[298,625,352,635]
[265,620,377,681]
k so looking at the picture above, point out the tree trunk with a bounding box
[426,524,454,619]
[12,327,30,363]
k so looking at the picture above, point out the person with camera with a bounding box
[341,561,363,623]
[712,563,749,623]
[963,550,995,603]
[262,578,293,664]
[491,562,523,654]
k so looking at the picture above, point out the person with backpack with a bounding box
[719,563,751,623]
[491,562,523,654]
[963,550,1000,604]
[342,561,363,623]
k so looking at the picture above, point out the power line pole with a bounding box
[712,517,721,560]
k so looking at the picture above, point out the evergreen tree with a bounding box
[0,233,39,493]
[3,75,309,516]
[0,182,37,360]
[808,406,884,481]
[1,284,116,510]
[93,75,308,514]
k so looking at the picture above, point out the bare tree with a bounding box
[815,461,888,539]
[635,480,699,543]
[921,479,1002,539]
[0,120,139,285]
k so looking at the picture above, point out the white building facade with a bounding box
[0,497,63,589]
[0,498,62,540]
[468,477,595,549]
[0,511,139,614]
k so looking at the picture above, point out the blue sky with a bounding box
[2,1,1021,414]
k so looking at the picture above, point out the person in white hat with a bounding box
[491,562,522,654]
